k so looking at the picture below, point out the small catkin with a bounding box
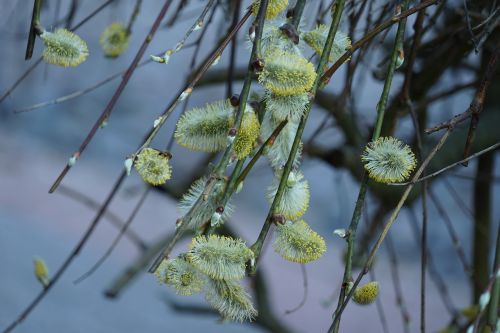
[361,136,417,184]
[259,48,316,97]
[204,279,257,322]
[302,25,351,63]
[273,220,326,263]
[155,257,205,296]
[99,22,129,58]
[352,281,380,305]
[33,257,49,287]
[40,29,89,67]
[251,0,289,20]
[187,235,254,281]
[134,148,172,186]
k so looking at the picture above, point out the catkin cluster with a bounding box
[154,0,355,322]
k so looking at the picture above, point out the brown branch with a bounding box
[425,42,500,134]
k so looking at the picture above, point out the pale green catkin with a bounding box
[187,235,254,281]
[273,220,326,263]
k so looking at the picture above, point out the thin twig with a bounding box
[73,187,151,284]
[321,0,440,84]
[428,188,472,276]
[389,142,500,185]
[386,233,411,333]
[1,172,127,333]
[57,185,147,251]
[284,264,308,315]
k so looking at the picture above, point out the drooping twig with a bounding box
[1,172,127,333]
[462,42,500,165]
[284,264,308,315]
[251,0,347,274]
[57,185,147,251]
[388,142,500,185]
[428,188,472,276]
[386,233,411,333]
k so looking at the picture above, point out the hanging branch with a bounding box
[251,0,347,271]
[48,0,175,193]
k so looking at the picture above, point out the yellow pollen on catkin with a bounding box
[99,22,129,58]
[259,48,317,97]
[252,0,289,20]
[273,220,326,263]
[233,110,261,160]
[361,136,417,184]
[134,148,172,186]
[352,281,380,305]
[40,29,89,67]
[302,25,351,63]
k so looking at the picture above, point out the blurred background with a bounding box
[0,0,499,332]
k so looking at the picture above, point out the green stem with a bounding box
[26,0,43,60]
[331,2,410,332]
[250,0,347,268]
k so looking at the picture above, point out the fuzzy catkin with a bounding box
[134,148,172,186]
[302,25,351,63]
[99,22,129,58]
[40,29,89,67]
[187,235,254,281]
[155,258,205,296]
[251,0,289,20]
[260,111,302,169]
[273,220,326,263]
[175,99,235,153]
[233,110,261,160]
[204,279,257,322]
[352,281,380,305]
[259,48,316,97]
[267,170,310,220]
[361,137,417,183]
[178,177,232,230]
